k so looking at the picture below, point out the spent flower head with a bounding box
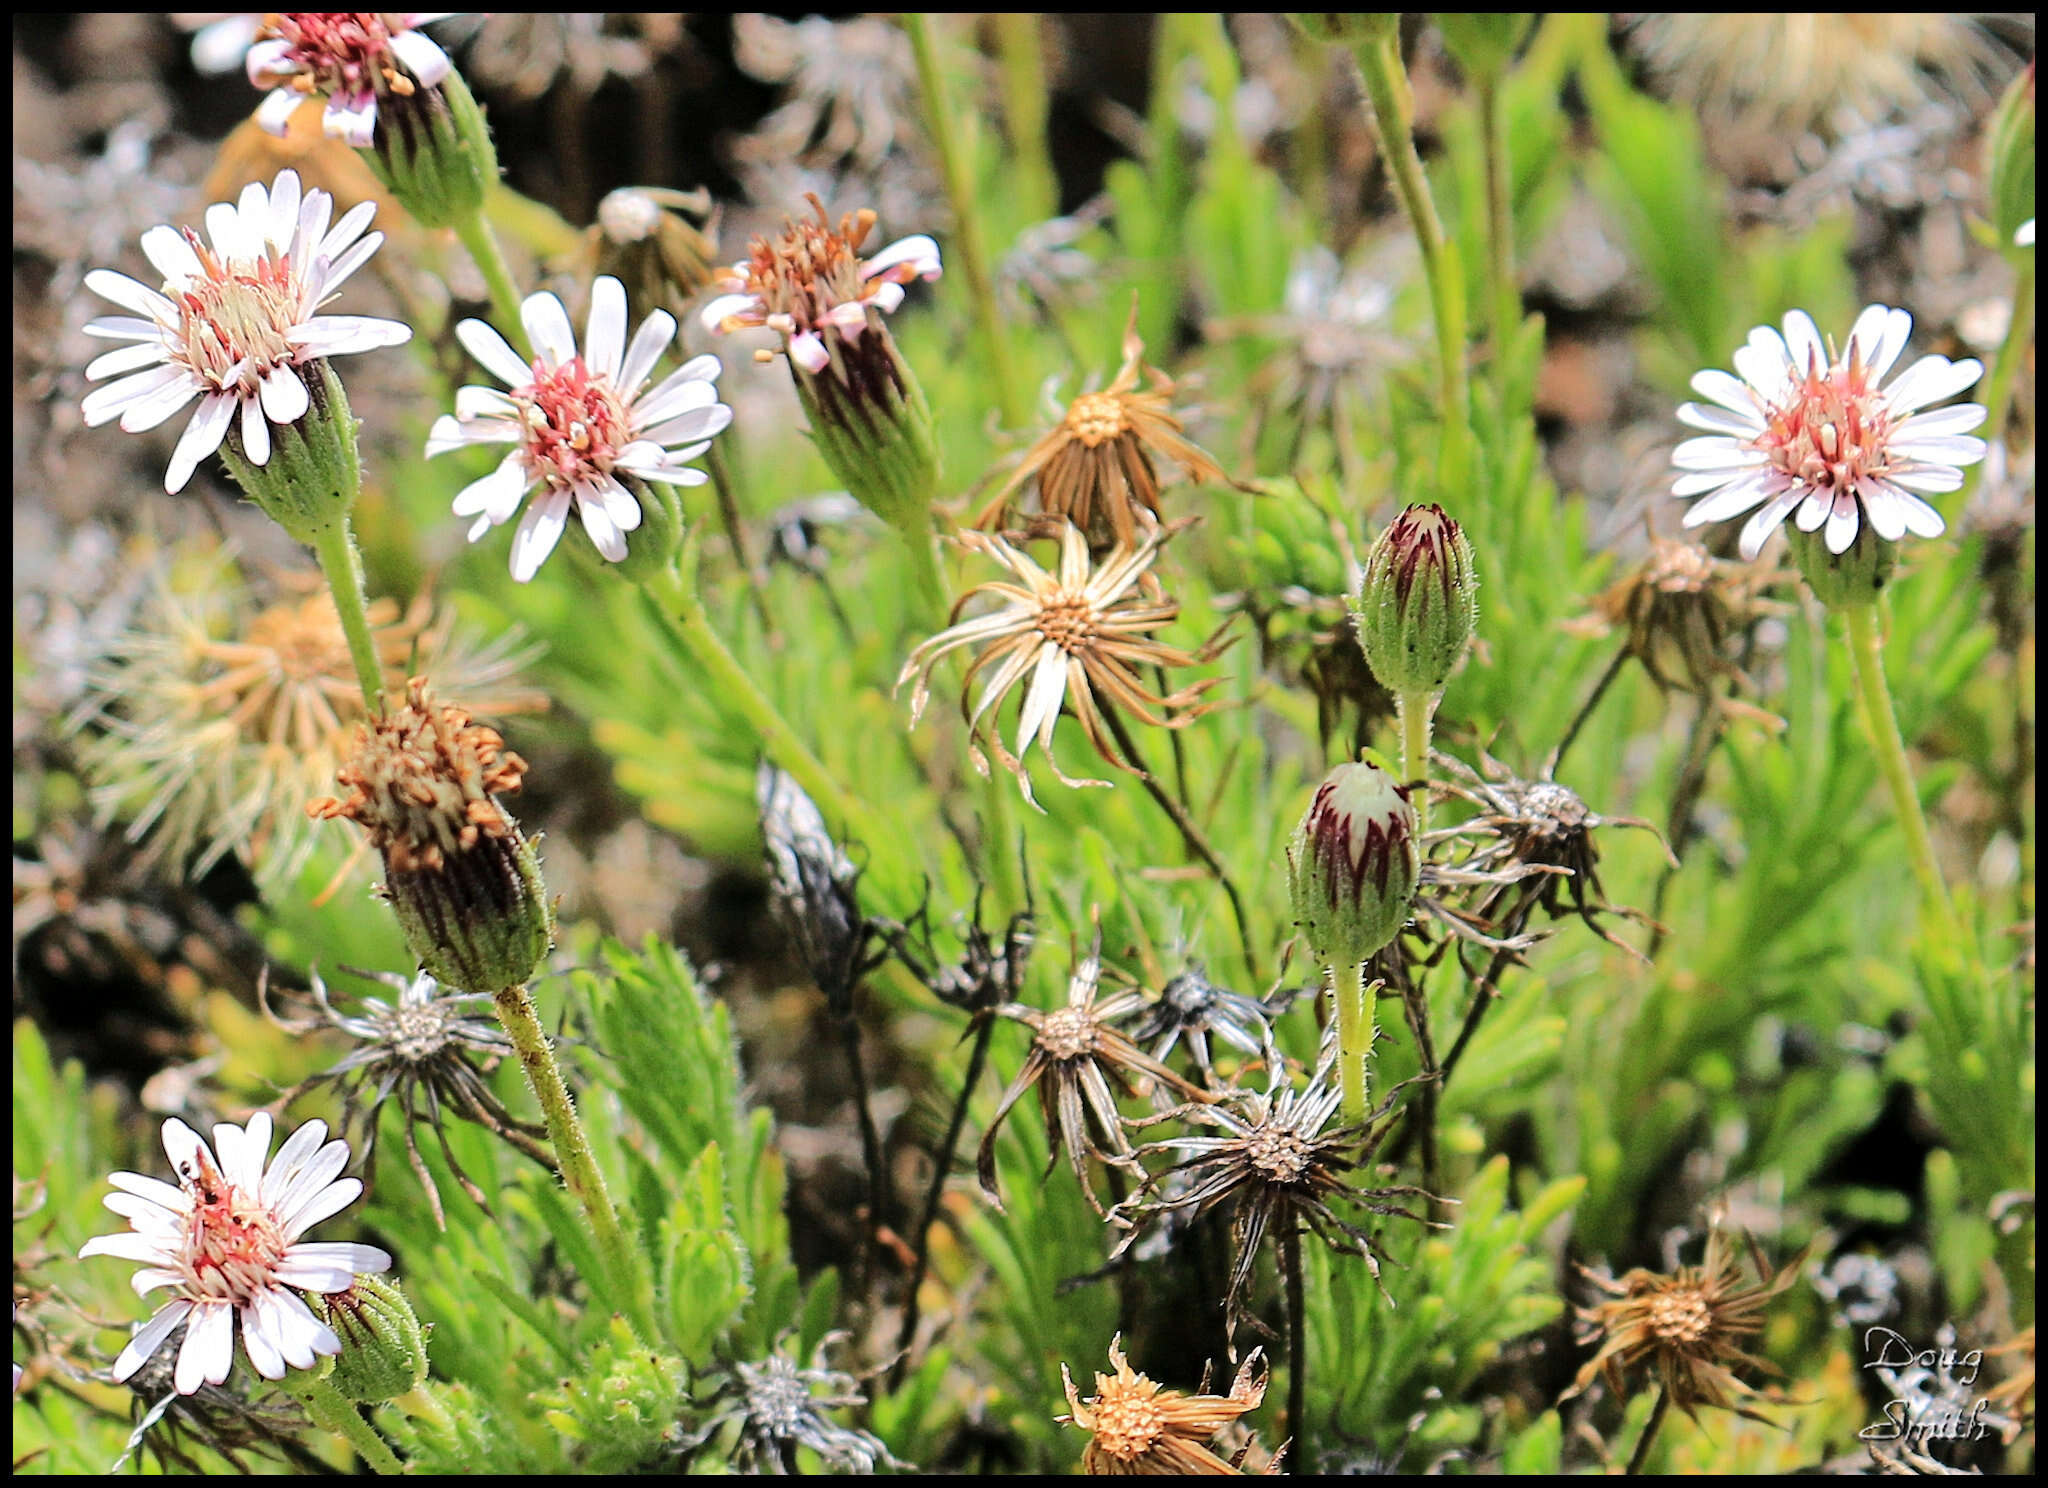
[1128,964,1284,1082]
[691,1336,900,1474]
[79,1113,392,1395]
[243,13,460,148]
[1058,1334,1276,1475]
[261,965,551,1229]
[975,303,1242,550]
[428,275,731,581]
[71,541,536,891]
[79,167,408,496]
[898,522,1231,809]
[1113,1034,1434,1332]
[979,934,1207,1216]
[311,678,553,992]
[1672,303,1986,560]
[1565,1224,1805,1425]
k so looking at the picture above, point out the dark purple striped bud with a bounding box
[1286,761,1419,965]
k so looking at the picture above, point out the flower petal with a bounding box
[111,1301,191,1384]
[584,275,627,380]
[174,1300,234,1395]
[1883,355,1983,415]
[457,318,536,389]
[509,490,572,581]
[521,291,578,367]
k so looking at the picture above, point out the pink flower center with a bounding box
[512,357,631,491]
[170,233,304,390]
[257,12,415,99]
[175,1153,289,1307]
[1755,348,1895,495]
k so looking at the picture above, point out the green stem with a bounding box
[993,12,1057,222]
[1478,67,1520,384]
[643,567,878,847]
[1397,690,1435,840]
[1842,605,1955,927]
[310,517,386,713]
[905,13,1025,427]
[1625,1385,1669,1475]
[1351,30,1472,488]
[451,210,526,344]
[491,982,649,1335]
[289,1375,404,1475]
[1331,958,1374,1125]
[979,764,1024,920]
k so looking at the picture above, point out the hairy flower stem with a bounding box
[837,1006,890,1302]
[450,211,526,349]
[1283,1225,1308,1473]
[1332,958,1373,1126]
[889,1011,995,1391]
[1843,605,1956,929]
[642,568,877,847]
[490,982,648,1337]
[905,13,1024,427]
[1103,710,1261,981]
[1625,1385,1669,1475]
[309,516,386,713]
[1351,30,1472,490]
[1396,691,1435,839]
[287,1373,404,1474]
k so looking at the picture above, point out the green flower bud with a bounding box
[793,317,940,548]
[1287,760,1420,966]
[1351,503,1480,696]
[1986,64,2035,250]
[1435,14,1532,78]
[1789,524,1896,611]
[313,679,554,993]
[217,359,362,543]
[313,1276,430,1404]
[368,67,497,230]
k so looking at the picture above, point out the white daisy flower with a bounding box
[1672,304,1988,560]
[79,1113,392,1397]
[700,197,940,375]
[79,168,411,495]
[2017,218,2036,249]
[426,276,733,582]
[243,13,461,147]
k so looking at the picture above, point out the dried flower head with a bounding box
[1567,533,1782,700]
[589,185,724,319]
[79,167,409,495]
[1565,1224,1804,1424]
[243,13,460,148]
[1113,1035,1433,1332]
[690,1336,901,1474]
[311,678,553,992]
[261,965,552,1229]
[1673,303,1986,560]
[72,541,536,891]
[1431,752,1674,959]
[978,935,1206,1215]
[731,13,922,173]
[1206,244,1408,476]
[1058,1334,1274,1475]
[427,276,730,582]
[975,304,1242,550]
[1625,14,2004,137]
[79,1113,392,1395]
[898,522,1231,808]
[1128,964,1286,1080]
